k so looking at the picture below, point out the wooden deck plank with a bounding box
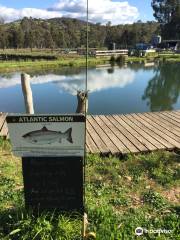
[0,113,7,131]
[90,116,119,154]
[86,119,109,154]
[0,121,8,137]
[165,110,180,119]
[125,114,169,149]
[86,131,99,154]
[120,115,158,151]
[168,111,180,119]
[155,112,180,128]
[107,115,147,152]
[162,112,180,124]
[94,115,128,154]
[86,144,90,153]
[156,111,180,126]
[97,115,129,154]
[102,115,139,153]
[113,115,149,152]
[133,114,175,149]
[138,113,180,148]
[145,112,180,137]
[166,111,180,123]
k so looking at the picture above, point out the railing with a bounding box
[93,49,128,57]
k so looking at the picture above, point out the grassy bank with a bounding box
[0,57,109,73]
[128,53,180,63]
[0,138,179,239]
[0,54,180,73]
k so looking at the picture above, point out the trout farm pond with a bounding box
[0,62,180,114]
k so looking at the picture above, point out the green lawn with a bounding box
[0,138,179,239]
[0,57,108,73]
[128,53,180,63]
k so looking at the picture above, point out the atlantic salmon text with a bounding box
[18,116,74,123]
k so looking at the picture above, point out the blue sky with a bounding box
[125,0,154,21]
[0,0,155,24]
[0,0,56,9]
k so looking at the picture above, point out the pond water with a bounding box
[0,62,180,115]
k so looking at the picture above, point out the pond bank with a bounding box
[0,54,180,73]
[0,57,109,73]
[128,54,180,63]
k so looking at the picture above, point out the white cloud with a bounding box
[50,0,139,24]
[0,0,139,25]
[0,5,62,23]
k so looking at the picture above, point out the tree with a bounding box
[0,16,5,24]
[9,26,24,48]
[152,0,180,38]
[45,30,55,49]
[0,17,160,50]
[0,27,7,49]
[152,0,179,23]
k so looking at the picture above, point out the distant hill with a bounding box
[0,17,160,49]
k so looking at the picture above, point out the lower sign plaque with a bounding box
[22,157,84,213]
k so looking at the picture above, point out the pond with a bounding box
[0,62,180,115]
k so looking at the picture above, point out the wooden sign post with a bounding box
[6,114,85,213]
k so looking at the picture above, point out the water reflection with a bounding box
[142,62,180,111]
[0,67,136,95]
[0,62,180,114]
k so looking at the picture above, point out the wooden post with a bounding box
[76,91,88,114]
[21,73,34,114]
[83,213,96,240]
[83,213,88,239]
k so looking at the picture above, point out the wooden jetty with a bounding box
[0,113,8,138]
[94,49,128,57]
[1,111,180,155]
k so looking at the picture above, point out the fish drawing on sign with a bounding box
[22,127,73,145]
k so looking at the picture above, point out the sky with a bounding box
[0,0,155,25]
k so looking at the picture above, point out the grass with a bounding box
[0,57,109,73]
[128,53,180,63]
[0,138,179,239]
[0,50,180,73]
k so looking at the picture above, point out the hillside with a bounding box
[0,17,160,50]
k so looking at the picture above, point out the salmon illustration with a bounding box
[22,127,73,145]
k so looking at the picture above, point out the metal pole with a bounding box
[83,0,89,238]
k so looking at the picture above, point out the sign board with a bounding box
[6,114,85,157]
[7,114,85,213]
[22,157,84,213]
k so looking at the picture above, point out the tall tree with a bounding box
[152,0,180,38]
[0,27,7,49]
[152,0,179,23]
